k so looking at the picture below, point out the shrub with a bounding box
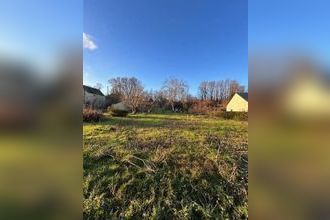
[151,107,173,114]
[219,111,248,121]
[188,100,214,115]
[108,107,129,117]
[83,108,103,122]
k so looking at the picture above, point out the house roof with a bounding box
[83,85,104,96]
[237,92,248,101]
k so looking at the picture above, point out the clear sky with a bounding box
[84,0,247,95]
[249,0,330,66]
[0,0,82,73]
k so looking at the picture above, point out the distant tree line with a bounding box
[198,80,245,102]
[95,76,245,114]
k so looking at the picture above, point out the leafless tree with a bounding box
[198,79,245,102]
[162,78,189,112]
[140,90,156,113]
[198,81,208,100]
[109,77,123,94]
[214,81,221,101]
[208,81,216,101]
[229,80,245,97]
[108,77,144,113]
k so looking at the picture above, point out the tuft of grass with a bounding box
[83,113,248,219]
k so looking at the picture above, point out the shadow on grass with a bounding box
[101,115,169,128]
[130,114,186,122]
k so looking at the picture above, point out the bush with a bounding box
[108,107,129,117]
[83,108,103,122]
[188,100,214,115]
[219,111,248,121]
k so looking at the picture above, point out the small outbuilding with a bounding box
[111,102,130,112]
[83,85,106,109]
[226,92,248,112]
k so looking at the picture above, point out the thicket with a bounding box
[83,108,103,122]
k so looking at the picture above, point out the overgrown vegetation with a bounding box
[101,77,246,114]
[83,113,248,219]
[219,112,248,121]
[83,108,103,122]
[108,107,129,117]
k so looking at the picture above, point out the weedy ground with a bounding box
[83,113,248,219]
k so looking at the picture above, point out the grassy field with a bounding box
[83,113,248,219]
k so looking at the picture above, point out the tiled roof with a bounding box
[237,92,248,101]
[83,85,104,96]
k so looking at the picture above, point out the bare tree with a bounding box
[198,79,245,102]
[108,77,144,113]
[229,80,245,97]
[215,81,221,101]
[141,90,156,113]
[198,81,208,101]
[162,79,189,112]
[238,85,245,93]
[223,79,230,100]
[153,90,167,110]
[208,81,216,101]
[108,77,123,94]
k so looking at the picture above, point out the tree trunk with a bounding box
[131,106,136,114]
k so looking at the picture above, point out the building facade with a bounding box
[83,85,105,109]
[226,92,248,112]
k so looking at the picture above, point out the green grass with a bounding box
[83,113,248,219]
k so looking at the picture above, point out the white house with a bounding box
[282,73,330,117]
[226,92,248,112]
[83,85,105,109]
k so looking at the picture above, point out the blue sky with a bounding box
[249,0,330,65]
[0,0,82,73]
[84,0,247,95]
